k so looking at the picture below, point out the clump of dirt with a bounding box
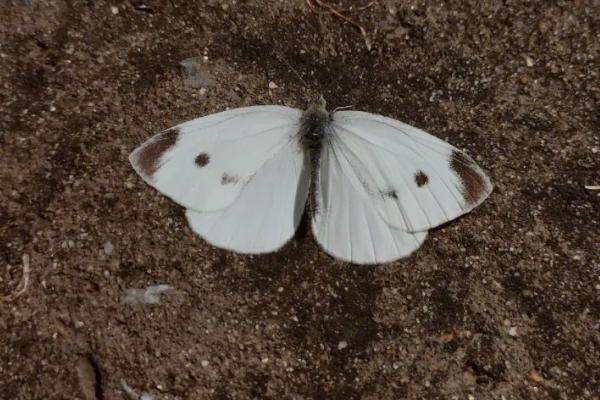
[1,0,598,399]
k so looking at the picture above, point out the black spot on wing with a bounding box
[381,189,398,200]
[415,170,429,187]
[221,173,239,185]
[195,152,210,167]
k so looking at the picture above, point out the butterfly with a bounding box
[129,97,492,264]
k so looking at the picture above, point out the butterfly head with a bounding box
[305,95,328,115]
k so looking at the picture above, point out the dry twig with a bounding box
[306,0,375,50]
[585,185,600,196]
[1,254,30,302]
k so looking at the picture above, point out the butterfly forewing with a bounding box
[129,106,302,212]
[330,111,493,233]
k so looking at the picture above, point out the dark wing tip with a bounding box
[130,127,180,178]
[450,150,492,207]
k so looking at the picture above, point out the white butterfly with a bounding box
[129,97,492,264]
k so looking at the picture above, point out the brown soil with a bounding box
[1,1,599,399]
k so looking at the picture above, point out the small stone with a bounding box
[261,357,269,364]
[594,283,600,290]
[103,241,114,255]
[76,356,98,400]
[508,327,518,337]
[201,360,209,367]
[268,81,278,89]
[110,5,119,14]
[337,340,348,350]
[75,321,84,328]
[525,56,534,67]
[468,395,475,400]
[528,370,543,383]
[199,87,207,96]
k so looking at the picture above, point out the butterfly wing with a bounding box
[129,106,302,212]
[186,137,309,254]
[329,111,493,233]
[312,133,427,264]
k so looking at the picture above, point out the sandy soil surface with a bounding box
[1,0,599,399]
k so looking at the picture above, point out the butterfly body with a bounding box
[130,100,492,264]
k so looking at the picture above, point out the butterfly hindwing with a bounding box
[330,111,493,232]
[129,106,302,212]
[186,137,309,254]
[312,135,428,264]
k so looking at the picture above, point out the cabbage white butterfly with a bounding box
[130,97,492,264]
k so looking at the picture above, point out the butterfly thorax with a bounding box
[299,101,330,157]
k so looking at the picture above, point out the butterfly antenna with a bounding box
[332,104,354,112]
[275,53,309,89]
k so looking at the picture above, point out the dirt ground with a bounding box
[1,0,599,399]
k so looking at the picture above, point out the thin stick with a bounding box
[585,185,600,196]
[1,254,30,302]
[307,0,374,50]
[307,0,377,14]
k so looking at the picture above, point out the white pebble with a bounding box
[103,241,114,255]
[201,360,209,367]
[268,81,278,89]
[337,340,348,350]
[123,285,172,305]
[110,6,119,14]
[525,56,534,67]
[199,87,207,96]
[508,327,518,337]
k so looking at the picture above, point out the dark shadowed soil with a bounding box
[1,0,599,399]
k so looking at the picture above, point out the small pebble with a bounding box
[337,340,348,350]
[200,360,209,367]
[525,56,534,67]
[508,327,518,337]
[103,241,114,255]
[268,81,278,89]
[528,370,543,383]
[199,87,207,96]
[110,5,119,14]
